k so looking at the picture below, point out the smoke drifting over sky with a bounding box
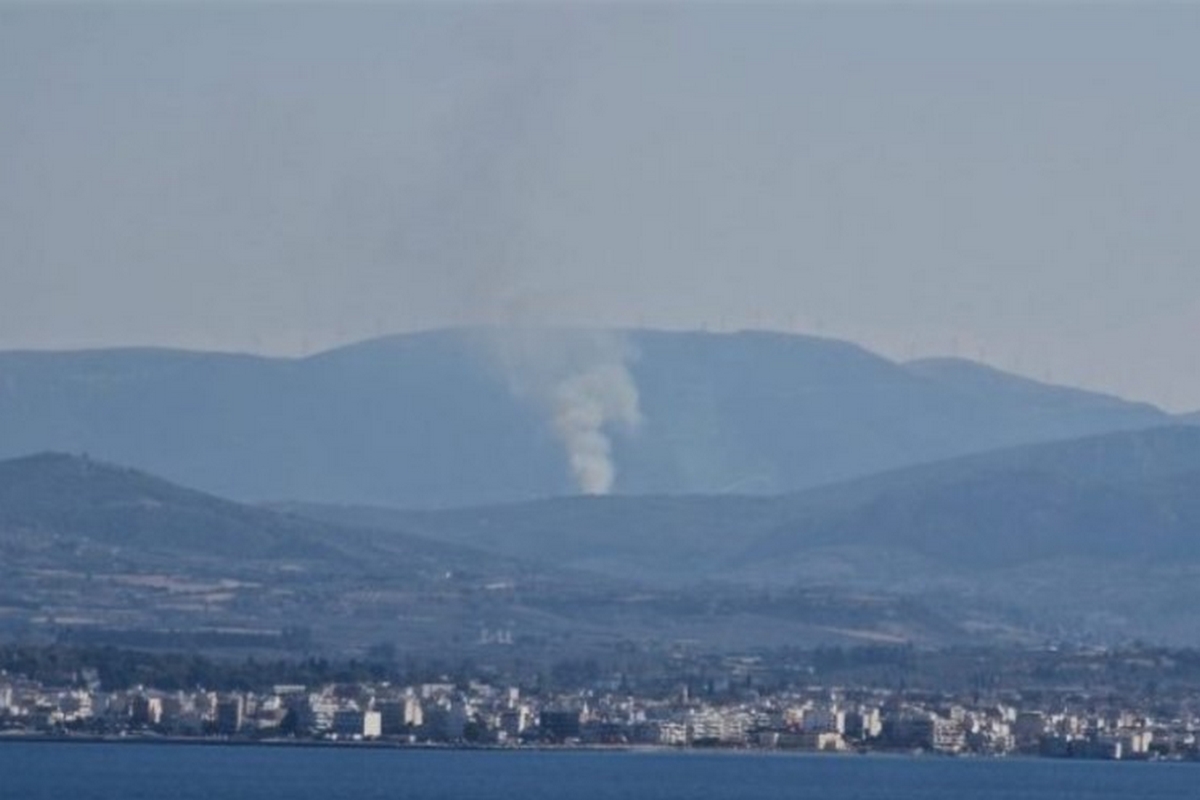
[1,5,1199,411]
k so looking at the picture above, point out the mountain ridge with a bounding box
[0,327,1179,507]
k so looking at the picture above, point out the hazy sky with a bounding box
[2,3,1198,410]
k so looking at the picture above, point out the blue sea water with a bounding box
[1,743,1198,800]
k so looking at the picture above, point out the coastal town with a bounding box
[3,655,1197,762]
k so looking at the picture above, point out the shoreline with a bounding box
[1,732,1191,764]
[0,732,640,752]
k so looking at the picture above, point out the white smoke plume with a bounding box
[489,328,643,495]
[551,361,641,494]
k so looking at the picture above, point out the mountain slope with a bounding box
[289,494,777,582]
[0,452,333,561]
[0,452,504,572]
[0,453,640,652]
[748,423,1200,564]
[294,426,1200,578]
[905,357,1166,442]
[0,328,1176,506]
[0,453,978,652]
[291,426,1200,642]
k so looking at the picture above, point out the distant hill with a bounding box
[1,452,323,560]
[744,424,1200,572]
[0,452,480,571]
[0,328,1175,507]
[293,426,1200,643]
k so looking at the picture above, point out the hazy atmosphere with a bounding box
[10,6,1200,777]
[2,3,1198,411]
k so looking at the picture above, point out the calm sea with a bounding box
[2,742,1197,799]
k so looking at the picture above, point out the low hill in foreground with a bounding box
[295,426,1200,643]
[0,453,974,655]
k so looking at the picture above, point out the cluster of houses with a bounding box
[0,671,1190,761]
